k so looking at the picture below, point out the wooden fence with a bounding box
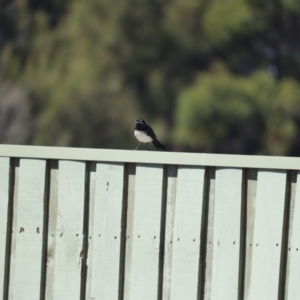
[0,145,299,300]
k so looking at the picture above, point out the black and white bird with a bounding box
[134,118,166,150]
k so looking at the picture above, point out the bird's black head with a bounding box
[135,118,146,130]
[135,118,146,125]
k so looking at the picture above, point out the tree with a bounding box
[173,65,300,155]
[1,0,300,154]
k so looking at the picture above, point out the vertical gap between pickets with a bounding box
[157,164,169,300]
[2,158,16,300]
[238,168,248,300]
[80,161,91,300]
[278,170,293,300]
[39,159,51,300]
[118,163,130,300]
[197,166,214,300]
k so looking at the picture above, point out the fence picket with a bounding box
[10,159,46,299]
[47,160,86,300]
[165,166,205,299]
[162,165,178,300]
[244,169,287,299]
[166,166,205,299]
[124,164,164,300]
[45,160,58,300]
[206,168,243,300]
[87,162,125,299]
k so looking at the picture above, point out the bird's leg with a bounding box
[135,142,140,150]
[146,143,148,151]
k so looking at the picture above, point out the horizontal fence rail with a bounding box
[0,145,299,300]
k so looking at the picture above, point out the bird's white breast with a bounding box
[134,130,153,143]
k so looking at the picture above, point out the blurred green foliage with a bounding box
[1,0,300,154]
[174,65,300,154]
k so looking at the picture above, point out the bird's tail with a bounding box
[152,139,166,150]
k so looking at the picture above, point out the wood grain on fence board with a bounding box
[124,164,164,300]
[87,163,125,299]
[10,159,46,299]
[208,168,243,300]
[0,157,10,297]
[244,169,287,299]
[168,166,205,299]
[48,160,86,300]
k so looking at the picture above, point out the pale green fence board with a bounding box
[10,159,46,299]
[124,164,164,300]
[48,161,86,300]
[162,165,177,300]
[208,168,243,300]
[0,157,10,298]
[2,144,300,170]
[244,170,287,299]
[244,169,257,299]
[87,163,125,299]
[168,166,205,299]
[123,164,136,298]
[285,171,300,300]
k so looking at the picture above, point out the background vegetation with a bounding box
[1,0,300,155]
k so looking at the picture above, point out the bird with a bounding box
[134,118,166,150]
